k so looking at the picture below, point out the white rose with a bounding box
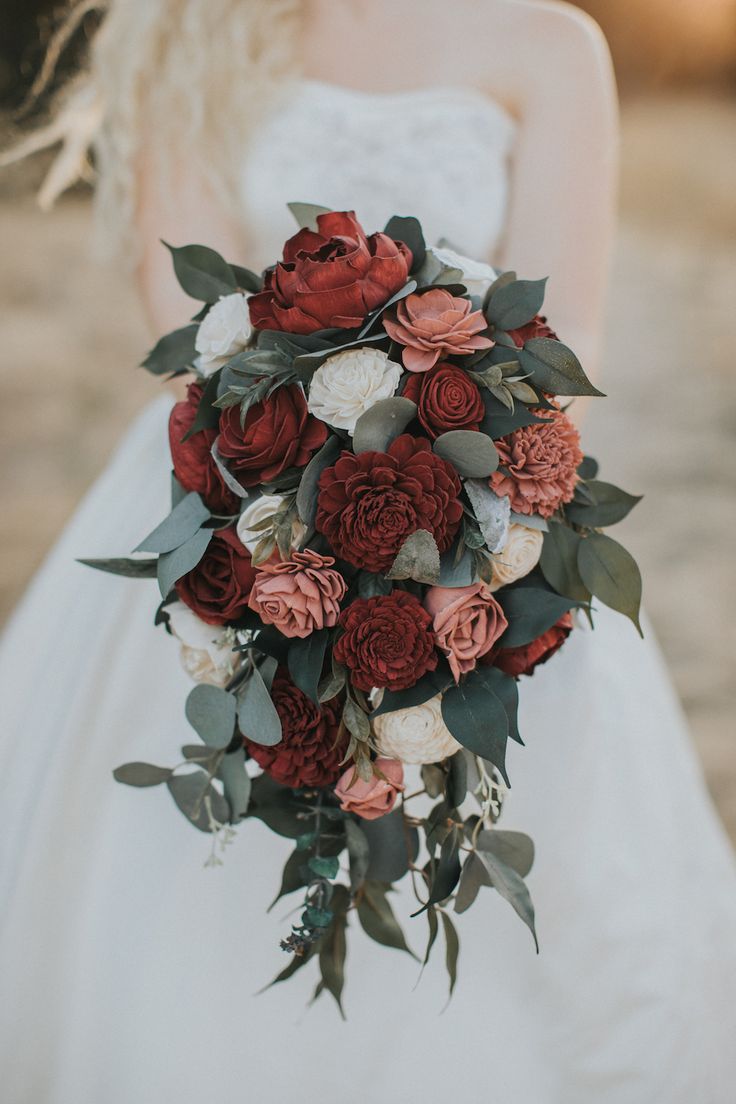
[167,602,238,687]
[372,694,461,765]
[428,246,497,298]
[489,523,544,592]
[235,493,305,555]
[194,292,252,376]
[307,347,402,434]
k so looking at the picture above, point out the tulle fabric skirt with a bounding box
[2,397,735,1103]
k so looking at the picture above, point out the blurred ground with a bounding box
[0,92,735,836]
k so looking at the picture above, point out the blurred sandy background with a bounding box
[0,2,735,836]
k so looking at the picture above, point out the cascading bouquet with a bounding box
[84,205,642,1011]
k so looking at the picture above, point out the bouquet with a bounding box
[85,205,642,1011]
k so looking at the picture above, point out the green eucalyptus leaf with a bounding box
[357,571,394,598]
[362,808,418,883]
[433,430,499,478]
[287,201,331,230]
[317,886,349,1017]
[135,493,210,555]
[357,881,416,957]
[352,397,418,454]
[565,480,642,528]
[496,585,578,648]
[386,528,440,585]
[440,669,510,784]
[446,751,467,809]
[164,242,237,302]
[287,629,330,704]
[167,770,230,833]
[157,526,213,598]
[78,557,158,579]
[296,435,342,526]
[371,663,453,717]
[113,762,172,787]
[578,455,599,480]
[485,277,548,330]
[383,215,426,271]
[422,907,440,968]
[577,532,643,635]
[182,370,222,440]
[540,522,590,602]
[185,684,236,749]
[308,855,340,880]
[475,829,535,877]
[228,263,262,293]
[454,851,491,914]
[516,338,603,398]
[474,847,538,951]
[218,747,251,821]
[440,910,460,998]
[237,664,283,746]
[345,819,370,893]
[141,323,199,376]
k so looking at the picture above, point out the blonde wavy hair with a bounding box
[2,0,303,261]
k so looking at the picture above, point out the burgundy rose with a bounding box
[402,361,485,439]
[334,591,437,693]
[218,383,327,488]
[175,526,256,626]
[244,674,347,788]
[248,210,412,335]
[507,314,558,348]
[488,613,573,677]
[169,384,239,514]
[315,434,463,573]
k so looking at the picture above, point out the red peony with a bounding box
[506,314,558,348]
[218,383,327,488]
[315,434,463,572]
[169,384,239,514]
[248,210,412,335]
[175,526,256,626]
[334,591,437,693]
[402,361,485,439]
[244,674,347,788]
[489,404,583,518]
[489,613,573,677]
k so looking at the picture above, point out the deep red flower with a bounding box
[244,674,347,788]
[489,404,583,518]
[217,383,327,488]
[507,314,558,348]
[315,434,462,573]
[334,591,437,693]
[402,361,485,439]
[248,210,412,334]
[487,613,573,677]
[169,384,239,514]
[175,526,256,626]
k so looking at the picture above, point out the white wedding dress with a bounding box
[2,82,736,1104]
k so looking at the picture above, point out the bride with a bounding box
[2,2,735,1101]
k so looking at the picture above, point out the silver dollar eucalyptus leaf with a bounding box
[464,481,510,553]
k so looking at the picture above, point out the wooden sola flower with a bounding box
[97,204,642,1007]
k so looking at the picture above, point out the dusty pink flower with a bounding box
[383,288,493,373]
[334,757,405,821]
[425,583,508,683]
[489,405,583,519]
[247,548,346,638]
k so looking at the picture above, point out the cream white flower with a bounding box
[167,602,237,687]
[307,347,402,434]
[195,292,252,375]
[428,246,497,298]
[489,523,544,592]
[371,694,461,765]
[235,493,305,555]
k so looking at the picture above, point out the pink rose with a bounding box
[424,583,508,683]
[334,757,405,821]
[383,288,493,372]
[247,548,346,638]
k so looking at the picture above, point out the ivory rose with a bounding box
[247,549,346,638]
[307,347,402,433]
[236,494,305,555]
[371,694,461,765]
[424,583,508,682]
[167,602,237,687]
[334,758,405,821]
[195,292,252,375]
[489,524,544,591]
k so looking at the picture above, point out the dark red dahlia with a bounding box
[169,384,240,514]
[248,210,412,335]
[244,674,347,788]
[217,383,327,488]
[333,590,438,693]
[315,434,463,572]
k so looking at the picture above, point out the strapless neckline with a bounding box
[295,77,516,125]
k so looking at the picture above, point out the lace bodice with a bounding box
[241,80,516,268]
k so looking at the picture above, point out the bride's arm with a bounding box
[487,2,618,402]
